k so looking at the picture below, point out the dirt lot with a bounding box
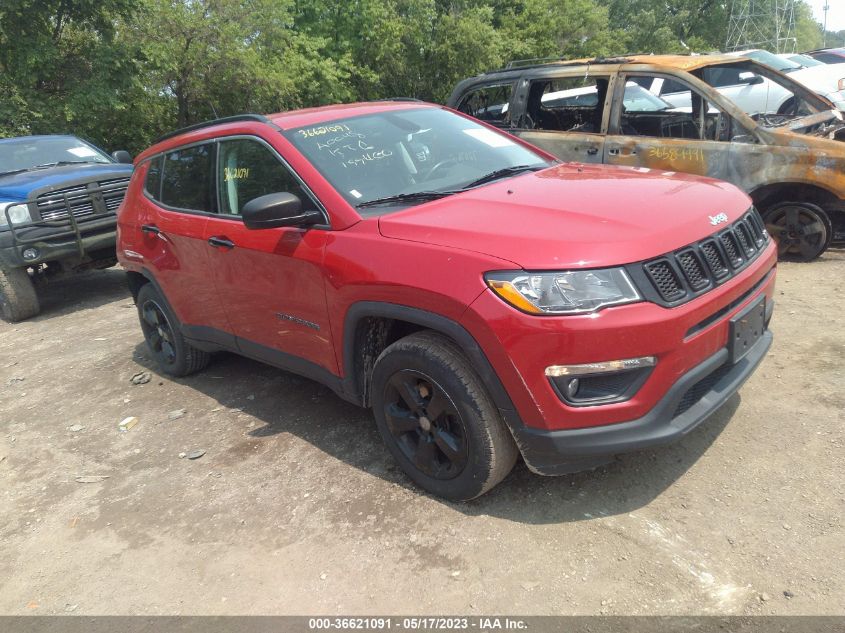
[1,251,843,616]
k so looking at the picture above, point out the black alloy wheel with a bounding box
[382,369,469,480]
[140,299,177,366]
[134,283,210,376]
[370,331,518,500]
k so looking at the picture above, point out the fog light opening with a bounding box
[546,356,657,407]
[22,248,40,261]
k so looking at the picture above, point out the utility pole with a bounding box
[726,0,798,53]
[823,2,830,47]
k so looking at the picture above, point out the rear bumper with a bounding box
[509,328,772,475]
[0,216,117,268]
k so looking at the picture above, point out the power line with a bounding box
[725,0,797,53]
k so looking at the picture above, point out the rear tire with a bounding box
[761,201,832,261]
[136,283,210,376]
[0,265,40,322]
[371,331,518,500]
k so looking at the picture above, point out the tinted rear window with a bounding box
[161,144,214,211]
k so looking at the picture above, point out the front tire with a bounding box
[0,265,40,322]
[762,201,832,261]
[371,331,518,500]
[136,283,210,376]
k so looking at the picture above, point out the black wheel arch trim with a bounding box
[341,301,521,417]
[130,268,178,315]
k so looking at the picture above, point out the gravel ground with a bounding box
[0,250,843,615]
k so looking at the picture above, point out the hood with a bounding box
[378,164,752,269]
[791,65,845,95]
[0,163,134,201]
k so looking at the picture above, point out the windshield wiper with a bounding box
[0,160,96,178]
[460,164,545,189]
[31,160,95,169]
[0,168,30,177]
[356,190,461,209]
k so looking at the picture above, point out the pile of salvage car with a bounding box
[2,49,845,323]
[449,49,845,262]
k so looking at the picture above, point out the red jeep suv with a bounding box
[117,101,776,500]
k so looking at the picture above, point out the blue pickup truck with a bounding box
[0,135,134,321]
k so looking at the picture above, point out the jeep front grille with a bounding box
[35,177,131,221]
[631,210,769,307]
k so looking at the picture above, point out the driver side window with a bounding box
[216,138,317,216]
[618,74,729,142]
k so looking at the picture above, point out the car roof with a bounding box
[570,53,745,70]
[475,54,750,79]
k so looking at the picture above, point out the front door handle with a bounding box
[141,224,160,235]
[208,236,235,249]
[608,148,637,157]
[586,147,599,156]
[607,148,620,156]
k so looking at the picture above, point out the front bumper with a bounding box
[509,328,772,475]
[460,233,777,474]
[0,215,117,269]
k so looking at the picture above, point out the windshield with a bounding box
[284,107,550,212]
[742,50,802,73]
[0,136,112,175]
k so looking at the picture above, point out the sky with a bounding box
[806,0,845,32]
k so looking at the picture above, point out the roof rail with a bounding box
[506,56,563,69]
[154,114,270,144]
[485,56,634,75]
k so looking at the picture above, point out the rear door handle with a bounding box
[586,147,599,155]
[208,236,235,249]
[141,224,160,235]
[607,148,620,156]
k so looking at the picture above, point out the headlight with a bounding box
[0,202,32,227]
[485,268,641,315]
[838,78,845,91]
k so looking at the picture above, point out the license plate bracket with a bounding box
[729,296,766,364]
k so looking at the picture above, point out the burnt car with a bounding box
[448,54,845,261]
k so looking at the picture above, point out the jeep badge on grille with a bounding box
[709,212,729,226]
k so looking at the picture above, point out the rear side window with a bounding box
[216,138,317,216]
[525,75,611,132]
[456,83,514,125]
[144,156,163,200]
[161,144,214,212]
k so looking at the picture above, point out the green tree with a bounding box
[0,0,140,149]
[607,0,728,54]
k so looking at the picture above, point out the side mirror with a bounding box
[738,72,764,85]
[241,192,323,230]
[112,150,133,164]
